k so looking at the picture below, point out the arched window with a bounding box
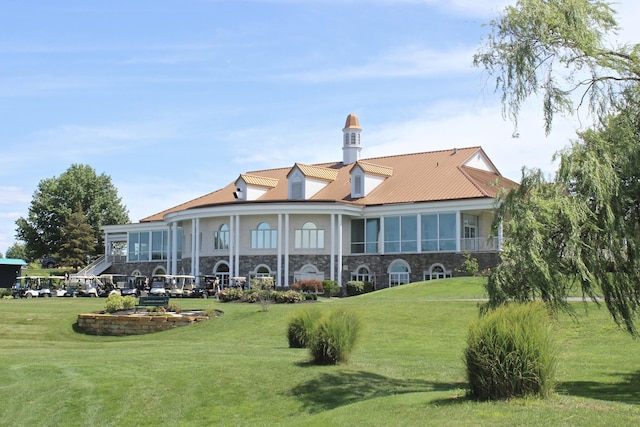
[151,266,166,276]
[424,263,451,280]
[214,224,229,250]
[388,260,410,287]
[214,262,230,287]
[295,221,325,249]
[351,265,371,282]
[294,264,322,282]
[251,222,277,249]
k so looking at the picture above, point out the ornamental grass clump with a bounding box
[309,309,362,365]
[464,302,557,401]
[287,307,321,348]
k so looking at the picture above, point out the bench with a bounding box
[135,295,170,311]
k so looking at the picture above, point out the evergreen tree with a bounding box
[59,203,97,271]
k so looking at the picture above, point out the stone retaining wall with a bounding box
[77,312,209,336]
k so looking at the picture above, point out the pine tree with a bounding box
[59,202,96,271]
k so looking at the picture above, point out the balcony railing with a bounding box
[460,237,500,252]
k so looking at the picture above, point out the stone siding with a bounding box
[77,312,209,336]
[108,252,499,290]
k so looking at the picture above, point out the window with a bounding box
[251,222,278,249]
[461,214,478,251]
[294,264,323,282]
[421,213,456,252]
[351,133,356,144]
[291,181,303,199]
[214,262,230,287]
[128,232,150,261]
[351,265,371,282]
[353,174,363,197]
[151,230,168,260]
[213,224,229,250]
[384,216,417,253]
[351,218,379,253]
[389,260,410,287]
[295,222,325,249]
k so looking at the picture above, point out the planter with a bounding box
[76,310,218,336]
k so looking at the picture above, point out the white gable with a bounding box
[350,164,387,198]
[463,151,494,172]
[287,165,331,200]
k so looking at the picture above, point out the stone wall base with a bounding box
[77,312,209,336]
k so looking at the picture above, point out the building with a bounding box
[0,258,27,288]
[101,114,517,289]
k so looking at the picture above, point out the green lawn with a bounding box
[0,277,638,426]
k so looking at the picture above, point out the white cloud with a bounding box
[0,187,31,205]
[285,45,476,82]
[362,100,577,182]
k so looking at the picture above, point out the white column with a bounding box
[380,216,385,255]
[229,215,235,278]
[456,211,461,252]
[277,213,282,287]
[234,215,240,277]
[337,214,343,287]
[284,213,290,287]
[190,220,196,275]
[194,218,200,277]
[171,223,178,275]
[330,214,335,282]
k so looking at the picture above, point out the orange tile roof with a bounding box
[140,146,517,222]
[353,161,394,177]
[239,174,279,188]
[291,163,339,181]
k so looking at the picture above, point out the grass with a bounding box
[0,277,639,426]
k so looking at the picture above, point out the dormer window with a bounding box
[352,173,363,198]
[291,180,303,199]
[287,163,338,200]
[349,161,393,199]
[235,174,278,201]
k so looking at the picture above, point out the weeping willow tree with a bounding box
[474,0,640,135]
[488,88,640,335]
[476,0,640,335]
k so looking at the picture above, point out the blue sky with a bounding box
[1,0,638,256]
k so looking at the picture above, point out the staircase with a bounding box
[73,255,112,277]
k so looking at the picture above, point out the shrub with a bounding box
[303,293,317,301]
[346,281,364,296]
[291,280,323,293]
[308,309,362,365]
[250,277,275,312]
[322,280,340,297]
[218,288,244,302]
[464,302,557,401]
[105,294,125,313]
[122,296,136,309]
[460,253,479,276]
[275,290,304,304]
[287,307,321,348]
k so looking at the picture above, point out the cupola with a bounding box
[342,113,362,165]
